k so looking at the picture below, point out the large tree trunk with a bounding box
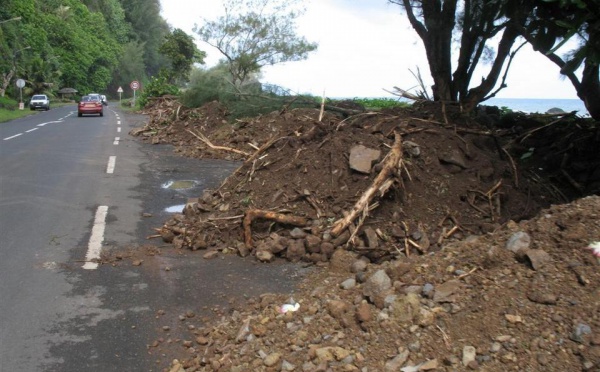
[577,30,600,120]
[402,0,457,102]
[1,69,15,98]
[578,61,600,120]
[460,25,521,113]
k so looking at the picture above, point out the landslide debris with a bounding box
[130,97,600,372]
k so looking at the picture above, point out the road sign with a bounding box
[130,81,140,90]
[117,86,123,93]
[16,79,25,88]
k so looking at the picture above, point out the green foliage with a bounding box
[159,28,206,85]
[1,0,173,100]
[180,63,234,107]
[350,97,410,110]
[138,71,179,108]
[0,96,32,122]
[195,0,318,88]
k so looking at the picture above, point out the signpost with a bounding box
[130,80,140,106]
[117,86,123,106]
[16,78,25,110]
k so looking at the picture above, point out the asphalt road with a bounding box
[0,104,309,371]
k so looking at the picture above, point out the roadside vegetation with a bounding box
[1,0,598,122]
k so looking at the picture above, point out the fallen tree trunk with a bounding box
[243,209,309,248]
[330,132,404,237]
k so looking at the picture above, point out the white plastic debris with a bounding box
[277,302,300,314]
[587,241,600,257]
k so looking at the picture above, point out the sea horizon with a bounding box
[484,97,590,116]
[335,96,590,117]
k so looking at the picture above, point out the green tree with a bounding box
[159,28,206,85]
[181,63,233,107]
[119,0,171,76]
[514,0,600,120]
[195,0,318,90]
[108,41,146,96]
[390,0,527,112]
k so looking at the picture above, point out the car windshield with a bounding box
[81,96,100,102]
[32,95,46,100]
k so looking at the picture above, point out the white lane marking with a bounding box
[26,128,38,133]
[82,206,109,270]
[106,156,116,174]
[117,127,121,133]
[117,120,121,125]
[113,137,120,145]
[37,120,62,127]
[3,133,23,140]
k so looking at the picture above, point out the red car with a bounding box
[78,95,104,117]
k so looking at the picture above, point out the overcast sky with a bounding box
[160,0,580,99]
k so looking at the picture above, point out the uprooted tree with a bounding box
[194,0,318,91]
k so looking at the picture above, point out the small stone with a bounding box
[263,352,281,367]
[537,353,550,365]
[505,314,523,323]
[355,301,372,323]
[340,278,356,290]
[527,291,558,305]
[162,326,170,332]
[420,359,438,370]
[290,227,307,239]
[490,342,502,353]
[203,251,219,259]
[463,345,476,366]
[350,259,368,273]
[281,360,296,371]
[132,260,143,266]
[196,336,209,345]
[524,249,552,270]
[570,323,592,343]
[422,283,434,298]
[256,250,274,262]
[384,349,409,371]
[433,280,461,303]
[506,231,530,253]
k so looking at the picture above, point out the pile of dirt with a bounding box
[130,97,599,371]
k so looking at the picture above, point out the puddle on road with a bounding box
[161,180,197,190]
[165,204,185,213]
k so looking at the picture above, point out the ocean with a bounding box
[483,98,590,116]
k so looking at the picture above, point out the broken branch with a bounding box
[330,132,404,237]
[243,209,308,248]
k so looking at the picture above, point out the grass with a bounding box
[0,97,78,123]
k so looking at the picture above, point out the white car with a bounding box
[29,94,50,111]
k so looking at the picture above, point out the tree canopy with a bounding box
[159,28,206,85]
[195,0,318,90]
[390,0,526,112]
[391,0,600,119]
[0,0,184,99]
[515,0,600,119]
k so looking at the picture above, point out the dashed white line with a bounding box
[26,128,38,133]
[117,127,121,133]
[106,156,116,173]
[117,120,121,125]
[3,133,22,140]
[82,206,109,270]
[37,120,62,127]
[113,137,120,145]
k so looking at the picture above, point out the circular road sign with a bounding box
[16,79,25,88]
[130,81,140,90]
